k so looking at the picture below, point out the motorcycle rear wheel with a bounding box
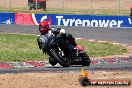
[82,58,91,66]
[80,51,91,66]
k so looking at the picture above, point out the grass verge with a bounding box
[0,33,127,62]
[0,8,129,16]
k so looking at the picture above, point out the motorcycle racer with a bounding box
[37,20,83,51]
[37,20,91,67]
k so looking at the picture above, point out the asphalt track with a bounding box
[0,24,132,73]
[0,62,132,74]
[0,24,132,45]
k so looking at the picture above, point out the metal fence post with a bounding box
[61,0,64,9]
[9,0,11,9]
[35,0,38,10]
[118,0,121,15]
[91,0,92,14]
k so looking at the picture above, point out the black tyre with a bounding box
[79,77,91,86]
[82,59,91,66]
[51,49,71,67]
[81,52,91,66]
[49,57,57,66]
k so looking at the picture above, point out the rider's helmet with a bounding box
[39,21,50,34]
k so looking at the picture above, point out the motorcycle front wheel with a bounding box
[49,57,57,66]
[51,48,71,67]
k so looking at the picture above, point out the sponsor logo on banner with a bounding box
[32,14,52,25]
[31,14,132,28]
[56,16,123,27]
[0,13,15,24]
[128,18,132,24]
[13,13,132,27]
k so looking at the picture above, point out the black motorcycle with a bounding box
[37,30,91,67]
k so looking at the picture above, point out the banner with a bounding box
[1,13,132,28]
[31,14,132,28]
[0,13,15,24]
[15,13,35,24]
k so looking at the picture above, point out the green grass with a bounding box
[76,40,127,57]
[0,8,130,16]
[0,33,47,62]
[0,33,127,62]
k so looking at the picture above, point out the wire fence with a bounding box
[0,0,132,15]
